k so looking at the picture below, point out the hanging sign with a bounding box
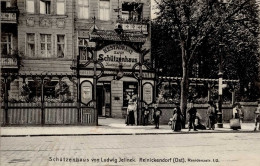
[97,44,139,69]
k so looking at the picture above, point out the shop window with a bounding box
[57,0,65,15]
[78,0,89,19]
[78,38,91,60]
[57,35,65,58]
[122,2,143,21]
[40,0,51,14]
[40,34,52,58]
[26,0,35,13]
[1,34,12,55]
[123,82,138,107]
[99,0,110,21]
[26,33,35,57]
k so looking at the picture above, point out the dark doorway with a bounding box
[97,82,111,117]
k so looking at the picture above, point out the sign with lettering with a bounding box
[81,82,92,104]
[143,83,153,104]
[97,44,139,69]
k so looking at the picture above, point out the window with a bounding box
[57,35,65,58]
[99,0,110,21]
[57,0,65,15]
[26,0,35,13]
[78,0,89,19]
[1,34,12,55]
[122,2,143,21]
[40,34,52,58]
[40,0,51,14]
[27,33,35,57]
[1,1,11,10]
[78,38,91,60]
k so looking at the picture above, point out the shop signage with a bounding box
[81,82,92,104]
[143,83,153,104]
[97,44,139,69]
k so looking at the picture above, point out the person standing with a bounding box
[142,105,150,126]
[126,99,137,126]
[254,103,260,131]
[172,104,183,132]
[187,101,198,131]
[153,104,162,129]
[231,103,243,130]
[206,101,216,130]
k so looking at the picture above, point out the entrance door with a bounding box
[97,83,111,117]
[97,86,104,116]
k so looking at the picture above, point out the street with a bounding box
[1,133,260,166]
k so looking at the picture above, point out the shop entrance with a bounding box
[97,82,111,117]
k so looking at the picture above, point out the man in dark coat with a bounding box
[153,104,162,129]
[187,101,198,131]
[143,105,150,126]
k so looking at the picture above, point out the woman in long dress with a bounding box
[126,100,137,125]
[172,105,183,131]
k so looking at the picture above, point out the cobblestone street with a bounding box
[1,133,260,166]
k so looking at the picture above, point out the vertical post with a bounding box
[4,76,9,125]
[207,83,211,102]
[93,51,98,126]
[76,55,81,124]
[217,43,224,128]
[41,77,45,125]
[232,85,236,105]
[138,52,143,125]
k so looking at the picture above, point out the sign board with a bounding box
[143,83,153,104]
[81,82,92,104]
[97,44,139,69]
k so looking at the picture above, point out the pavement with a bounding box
[0,118,258,137]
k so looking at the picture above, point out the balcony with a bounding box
[116,19,149,34]
[1,57,19,69]
[1,7,19,24]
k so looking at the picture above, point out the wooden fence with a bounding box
[0,102,95,125]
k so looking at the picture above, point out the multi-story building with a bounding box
[1,0,152,125]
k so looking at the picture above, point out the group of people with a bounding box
[125,99,260,132]
[126,99,162,129]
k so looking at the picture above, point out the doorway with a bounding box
[97,82,111,117]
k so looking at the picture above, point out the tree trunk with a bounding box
[180,42,189,129]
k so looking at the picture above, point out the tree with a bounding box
[153,0,259,124]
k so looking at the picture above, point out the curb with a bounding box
[1,130,258,137]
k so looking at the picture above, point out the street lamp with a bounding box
[216,0,228,128]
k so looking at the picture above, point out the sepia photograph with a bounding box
[1,0,260,165]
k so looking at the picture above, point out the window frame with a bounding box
[26,0,35,14]
[78,0,89,19]
[57,0,66,15]
[1,33,13,55]
[40,0,51,15]
[26,33,36,57]
[99,0,110,21]
[40,34,52,58]
[56,34,66,58]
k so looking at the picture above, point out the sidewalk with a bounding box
[0,118,258,137]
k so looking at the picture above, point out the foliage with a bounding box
[152,0,260,113]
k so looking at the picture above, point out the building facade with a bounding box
[1,0,153,125]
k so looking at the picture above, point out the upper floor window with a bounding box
[26,0,35,13]
[40,0,51,14]
[1,34,12,55]
[78,0,89,19]
[40,34,52,58]
[26,33,35,57]
[122,2,143,21]
[99,0,110,21]
[57,0,65,15]
[1,1,11,10]
[57,35,65,58]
